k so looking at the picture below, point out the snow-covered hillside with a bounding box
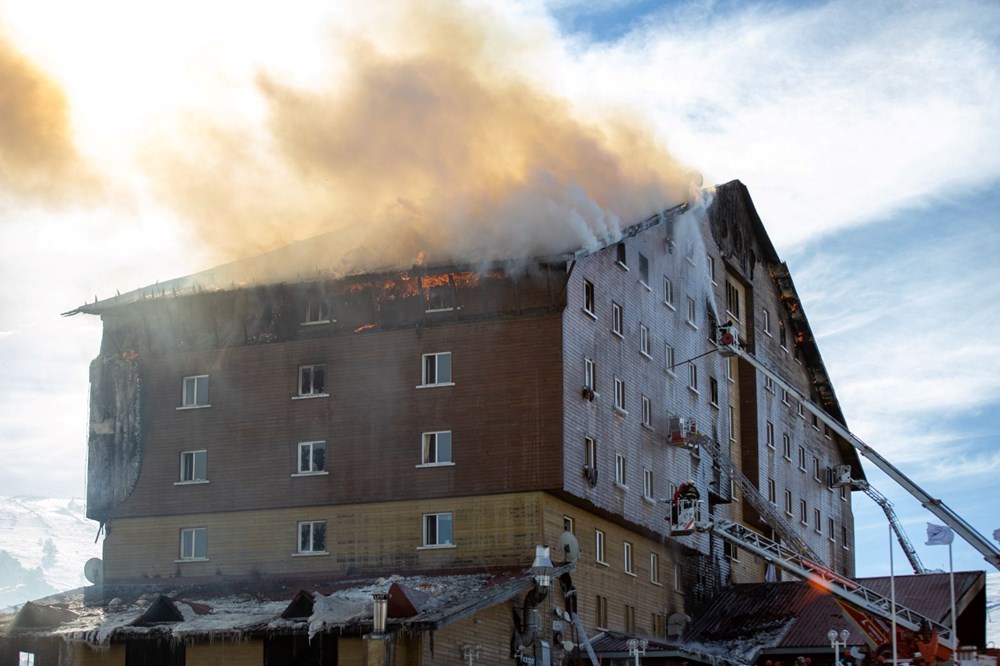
[0,496,102,610]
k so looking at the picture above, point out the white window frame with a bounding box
[421,512,454,548]
[595,529,607,564]
[673,563,682,592]
[611,301,624,337]
[419,431,454,467]
[799,499,808,525]
[641,395,651,427]
[623,541,635,575]
[782,434,791,460]
[798,446,807,471]
[768,478,776,504]
[766,421,775,448]
[616,242,627,268]
[784,490,793,516]
[639,324,651,357]
[663,276,675,308]
[781,388,791,405]
[614,377,626,413]
[650,552,660,584]
[814,508,823,533]
[585,436,597,470]
[297,364,328,398]
[564,515,575,534]
[643,467,653,500]
[707,255,717,285]
[764,375,775,393]
[762,308,771,336]
[583,278,596,316]
[829,517,836,542]
[686,296,697,328]
[615,453,626,487]
[688,363,698,393]
[813,456,822,481]
[178,527,207,561]
[180,374,210,409]
[177,449,208,484]
[725,279,741,322]
[709,377,719,407]
[728,405,736,441]
[297,520,328,555]
[293,440,328,476]
[303,299,331,325]
[842,526,850,550]
[665,343,676,374]
[584,357,596,390]
[419,352,453,387]
[638,253,649,285]
[18,652,35,666]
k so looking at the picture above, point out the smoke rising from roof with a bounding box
[0,33,101,205]
[142,1,697,274]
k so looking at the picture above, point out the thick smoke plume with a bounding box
[0,33,100,206]
[146,1,697,274]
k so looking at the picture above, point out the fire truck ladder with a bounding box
[717,327,1000,572]
[698,432,824,564]
[709,518,954,648]
[861,481,927,575]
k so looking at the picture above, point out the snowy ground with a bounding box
[0,496,102,610]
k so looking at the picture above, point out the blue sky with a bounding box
[0,0,997,578]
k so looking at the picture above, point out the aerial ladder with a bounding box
[715,323,1000,573]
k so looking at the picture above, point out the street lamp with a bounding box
[626,638,648,665]
[828,629,849,666]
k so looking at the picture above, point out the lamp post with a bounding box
[828,629,849,666]
[626,638,648,665]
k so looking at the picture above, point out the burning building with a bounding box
[2,181,867,664]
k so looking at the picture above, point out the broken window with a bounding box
[297,441,326,474]
[784,490,793,516]
[179,450,207,483]
[423,512,453,547]
[768,478,776,503]
[421,352,452,386]
[181,375,209,408]
[298,520,327,553]
[180,527,207,560]
[421,431,452,465]
[423,275,455,312]
[779,319,787,350]
[616,242,627,266]
[298,365,327,396]
[596,594,608,628]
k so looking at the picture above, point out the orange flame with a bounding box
[353,323,376,333]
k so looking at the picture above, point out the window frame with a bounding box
[799,499,808,525]
[766,421,775,448]
[615,453,627,487]
[421,512,454,549]
[767,478,776,504]
[177,449,208,484]
[614,376,626,413]
[641,394,652,427]
[303,299,331,325]
[688,363,698,393]
[663,276,675,308]
[294,440,327,476]
[419,352,453,387]
[709,377,719,407]
[616,242,627,267]
[180,374,210,409]
[782,434,792,460]
[762,308,771,336]
[814,508,823,534]
[623,541,635,575]
[584,357,596,390]
[798,445,807,472]
[296,364,328,398]
[643,468,653,500]
[611,301,624,337]
[583,279,596,316]
[178,527,207,561]
[419,430,454,467]
[649,552,660,585]
[638,253,649,285]
[595,529,607,565]
[585,436,597,470]
[297,520,328,555]
[686,296,697,328]
[784,490,793,516]
[639,324,651,357]
[665,343,676,374]
[725,279,741,322]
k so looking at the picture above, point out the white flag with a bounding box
[993,527,1000,544]
[926,523,953,546]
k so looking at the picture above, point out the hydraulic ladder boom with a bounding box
[718,328,1000,572]
[861,482,926,575]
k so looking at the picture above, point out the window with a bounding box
[295,441,326,474]
[612,301,624,337]
[814,508,822,533]
[641,395,651,427]
[841,485,849,501]
[665,343,676,373]
[595,529,607,564]
[298,520,327,554]
[639,253,649,285]
[585,436,597,470]
[797,401,805,418]
[583,279,595,315]
[799,499,808,525]
[650,552,660,584]
[724,541,739,561]
[824,424,833,440]
[298,364,327,396]
[727,357,736,383]
[782,434,791,460]
[616,242,627,266]
[614,377,626,412]
[624,541,634,574]
[812,413,821,430]
[643,468,653,499]
[179,527,207,560]
[709,377,719,406]
[779,319,787,350]
[640,324,650,356]
[766,421,775,448]
[420,431,452,465]
[707,255,716,284]
[423,512,453,547]
[784,490,793,516]
[652,612,666,638]
[421,352,452,386]
[673,563,682,591]
[615,453,626,486]
[424,276,454,311]
[842,525,850,550]
[798,446,807,471]
[813,456,821,481]
[762,308,771,335]
[764,375,775,392]
[725,280,741,321]
[563,516,575,534]
[829,518,836,542]
[181,374,209,407]
[624,604,636,633]
[767,478,776,503]
[303,299,330,324]
[18,653,35,666]
[728,405,736,441]
[584,357,596,391]
[179,450,207,483]
[596,595,608,628]
[686,296,697,327]
[663,277,674,306]
[781,388,791,405]
[688,363,698,392]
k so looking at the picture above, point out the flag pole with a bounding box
[949,540,957,652]
[890,523,898,665]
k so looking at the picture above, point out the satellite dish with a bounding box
[557,531,580,563]
[84,557,104,585]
